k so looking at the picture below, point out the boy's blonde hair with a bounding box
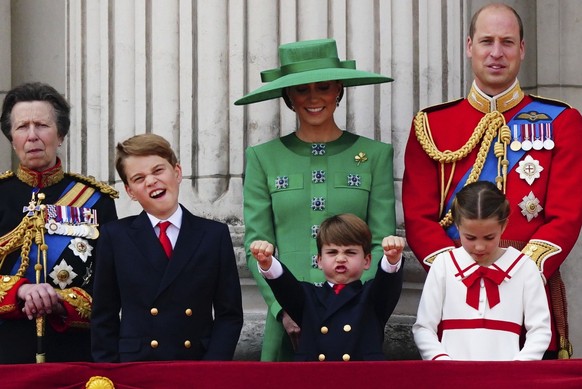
[115,134,178,184]
[316,213,372,255]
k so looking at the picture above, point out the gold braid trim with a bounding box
[414,110,508,228]
[0,303,18,314]
[522,240,562,271]
[0,275,21,303]
[0,170,14,181]
[56,287,92,321]
[423,246,455,267]
[65,172,119,199]
[0,209,37,279]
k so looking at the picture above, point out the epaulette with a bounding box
[65,172,119,199]
[0,171,15,181]
[530,94,572,109]
[421,97,464,114]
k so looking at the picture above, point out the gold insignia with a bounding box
[0,171,14,181]
[86,376,115,389]
[516,111,551,122]
[522,240,562,270]
[56,286,92,320]
[354,152,367,165]
[0,275,20,303]
[423,247,455,266]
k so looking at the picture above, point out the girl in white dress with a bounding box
[413,181,551,360]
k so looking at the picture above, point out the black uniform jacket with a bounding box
[0,168,118,363]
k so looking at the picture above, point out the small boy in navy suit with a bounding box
[250,213,404,361]
[91,134,243,362]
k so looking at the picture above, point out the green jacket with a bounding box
[244,131,396,361]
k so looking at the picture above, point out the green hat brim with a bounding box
[234,68,393,106]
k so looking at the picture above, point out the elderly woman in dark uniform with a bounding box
[0,82,118,363]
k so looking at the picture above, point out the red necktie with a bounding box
[332,284,345,295]
[158,221,173,258]
[462,267,506,309]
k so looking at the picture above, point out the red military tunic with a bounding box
[403,81,582,356]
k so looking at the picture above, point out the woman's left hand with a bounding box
[17,283,65,320]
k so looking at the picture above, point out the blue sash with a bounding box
[11,182,102,282]
[444,100,566,240]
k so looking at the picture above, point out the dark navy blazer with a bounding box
[91,205,243,362]
[267,260,403,361]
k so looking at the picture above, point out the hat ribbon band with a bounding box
[261,58,355,82]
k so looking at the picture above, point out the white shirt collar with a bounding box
[147,205,183,229]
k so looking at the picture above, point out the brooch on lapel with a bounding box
[354,152,367,166]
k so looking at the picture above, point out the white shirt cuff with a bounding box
[381,255,402,273]
[257,256,283,279]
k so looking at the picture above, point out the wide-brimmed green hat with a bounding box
[234,38,393,105]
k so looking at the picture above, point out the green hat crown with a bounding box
[235,38,393,105]
[261,39,355,83]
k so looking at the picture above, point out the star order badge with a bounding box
[518,191,543,222]
[516,155,544,185]
[49,259,78,289]
[68,238,94,263]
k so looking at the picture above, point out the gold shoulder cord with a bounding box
[414,110,510,228]
[0,196,46,278]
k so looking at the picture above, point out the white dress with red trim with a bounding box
[413,246,551,361]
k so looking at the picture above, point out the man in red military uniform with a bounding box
[403,3,582,359]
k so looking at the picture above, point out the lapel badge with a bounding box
[275,176,289,190]
[312,143,326,156]
[311,224,320,239]
[518,191,543,222]
[311,197,325,211]
[354,152,367,165]
[516,155,544,185]
[311,255,319,269]
[347,174,361,187]
[312,170,326,183]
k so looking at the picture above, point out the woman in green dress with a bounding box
[235,38,397,361]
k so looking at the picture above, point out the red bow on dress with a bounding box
[462,266,506,310]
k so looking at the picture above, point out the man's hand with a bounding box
[17,283,65,320]
[382,235,406,265]
[250,240,275,271]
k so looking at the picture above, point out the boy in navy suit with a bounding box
[91,134,243,362]
[250,213,404,361]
